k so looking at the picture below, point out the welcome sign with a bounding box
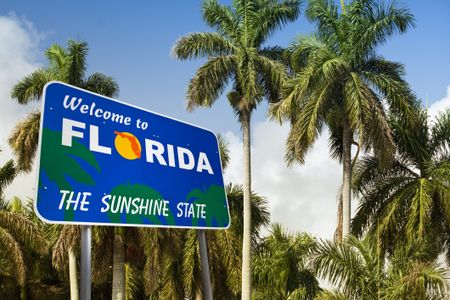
[35,82,230,229]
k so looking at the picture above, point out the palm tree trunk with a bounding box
[112,234,125,300]
[68,247,79,300]
[342,125,352,238]
[241,110,252,300]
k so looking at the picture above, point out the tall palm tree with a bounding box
[352,109,450,262]
[10,39,119,299]
[173,1,300,297]
[252,223,319,300]
[272,0,416,238]
[312,236,449,299]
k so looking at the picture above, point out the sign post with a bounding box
[80,225,91,300]
[197,230,213,300]
[35,82,230,298]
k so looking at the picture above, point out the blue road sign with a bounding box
[35,82,230,229]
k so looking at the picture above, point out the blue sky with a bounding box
[1,1,450,237]
[1,0,449,133]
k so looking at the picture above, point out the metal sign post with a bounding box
[80,225,91,300]
[197,230,213,300]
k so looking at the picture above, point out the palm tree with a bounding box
[252,223,319,300]
[0,197,48,299]
[10,39,119,299]
[272,0,416,238]
[352,109,450,262]
[173,1,301,297]
[312,236,449,299]
[9,39,119,172]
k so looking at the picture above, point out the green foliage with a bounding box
[9,39,119,172]
[253,223,319,299]
[0,197,48,292]
[8,111,41,172]
[352,109,450,263]
[312,236,449,299]
[217,133,231,170]
[273,0,416,166]
[173,0,301,114]
[0,159,17,197]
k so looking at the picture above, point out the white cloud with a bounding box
[223,121,341,240]
[428,85,450,120]
[0,14,42,200]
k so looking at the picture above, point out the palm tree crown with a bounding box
[9,39,119,172]
[352,109,450,262]
[173,0,300,113]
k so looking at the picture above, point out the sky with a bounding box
[0,1,449,239]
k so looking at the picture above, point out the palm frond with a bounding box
[202,0,239,40]
[314,289,348,300]
[312,236,366,297]
[8,110,41,172]
[352,0,415,59]
[66,40,88,85]
[361,65,418,125]
[252,0,301,46]
[45,43,67,71]
[0,211,47,255]
[11,69,55,104]
[186,55,236,111]
[430,109,450,159]
[52,225,80,270]
[83,72,119,97]
[226,183,270,241]
[172,32,235,60]
[306,0,342,45]
[0,226,26,286]
[217,134,230,170]
[405,178,433,239]
[0,160,17,196]
[256,54,288,103]
[182,230,201,298]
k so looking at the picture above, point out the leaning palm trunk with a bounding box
[112,234,125,300]
[68,247,79,300]
[241,111,252,300]
[342,125,352,238]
